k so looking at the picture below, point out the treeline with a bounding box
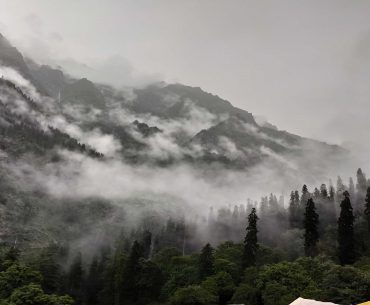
[2,168,370,305]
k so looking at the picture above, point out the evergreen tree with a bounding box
[337,176,344,192]
[327,185,337,224]
[242,208,258,269]
[141,230,152,259]
[301,185,309,208]
[349,178,355,199]
[198,243,214,280]
[313,187,320,200]
[259,196,268,218]
[364,186,370,234]
[121,241,144,304]
[38,245,61,294]
[355,168,367,213]
[304,198,319,257]
[356,168,367,194]
[67,252,84,305]
[85,257,101,305]
[320,184,328,198]
[338,191,355,265]
[329,186,335,202]
[289,191,297,228]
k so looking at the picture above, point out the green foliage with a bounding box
[198,244,214,280]
[135,259,165,304]
[320,265,370,304]
[201,272,235,305]
[0,261,72,305]
[230,283,261,305]
[168,285,217,305]
[160,255,199,300]
[0,263,42,299]
[256,260,322,305]
[6,284,73,305]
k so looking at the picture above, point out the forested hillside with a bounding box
[0,31,369,305]
[1,169,370,305]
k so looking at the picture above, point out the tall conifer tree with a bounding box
[304,198,319,257]
[198,243,214,280]
[364,186,370,234]
[242,208,258,269]
[338,191,355,265]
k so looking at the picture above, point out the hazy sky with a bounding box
[1,0,370,150]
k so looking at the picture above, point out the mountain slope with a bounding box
[0,31,346,170]
[131,83,257,123]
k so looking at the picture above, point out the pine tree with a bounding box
[349,178,355,199]
[320,184,328,198]
[338,191,355,265]
[242,208,258,269]
[304,198,319,257]
[355,168,367,213]
[356,168,367,193]
[336,176,345,202]
[336,176,344,192]
[142,230,152,259]
[198,243,214,280]
[67,252,84,305]
[313,187,320,199]
[364,186,370,234]
[260,196,268,217]
[85,257,101,305]
[121,241,144,304]
[329,186,335,202]
[38,245,61,294]
[301,185,309,208]
[327,185,337,224]
[289,191,297,228]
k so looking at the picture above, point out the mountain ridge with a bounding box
[0,32,346,171]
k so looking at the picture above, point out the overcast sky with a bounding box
[1,0,370,153]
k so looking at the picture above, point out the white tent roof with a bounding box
[290,297,339,305]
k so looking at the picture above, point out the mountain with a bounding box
[0,32,346,260]
[0,31,346,171]
[61,77,106,109]
[131,83,256,123]
[31,64,67,97]
[0,33,47,94]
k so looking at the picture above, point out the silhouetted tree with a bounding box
[141,231,152,259]
[85,257,101,305]
[338,191,355,265]
[289,191,298,228]
[304,198,319,257]
[67,252,84,305]
[349,178,355,199]
[364,186,370,234]
[198,243,214,280]
[242,208,258,269]
[320,184,328,199]
[121,241,144,304]
[355,168,367,213]
[313,187,320,200]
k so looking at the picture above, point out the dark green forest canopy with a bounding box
[1,168,370,305]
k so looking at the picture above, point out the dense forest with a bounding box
[1,168,370,305]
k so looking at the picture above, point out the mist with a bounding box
[0,65,359,217]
